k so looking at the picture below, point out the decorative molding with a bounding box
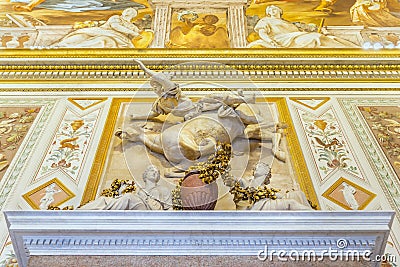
[289,97,331,111]
[0,99,57,210]
[338,98,400,221]
[67,98,107,111]
[4,211,395,267]
[1,49,400,58]
[0,68,399,82]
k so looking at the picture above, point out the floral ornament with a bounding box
[172,142,232,210]
[172,178,184,210]
[42,117,94,176]
[303,110,358,175]
[100,179,136,198]
[229,182,279,205]
[313,119,327,131]
[186,142,232,184]
[0,251,18,267]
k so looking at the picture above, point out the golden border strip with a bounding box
[1,87,400,92]
[68,97,108,110]
[259,97,319,209]
[1,64,400,71]
[81,97,319,209]
[1,78,400,84]
[80,98,153,205]
[1,48,400,58]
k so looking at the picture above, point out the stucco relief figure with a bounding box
[116,61,286,176]
[54,8,153,48]
[39,183,61,210]
[340,182,359,210]
[234,162,312,211]
[130,59,197,121]
[78,165,171,210]
[247,5,359,48]
[350,0,400,27]
[168,12,230,48]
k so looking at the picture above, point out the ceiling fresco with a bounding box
[0,0,399,49]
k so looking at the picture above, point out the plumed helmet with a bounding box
[133,59,178,91]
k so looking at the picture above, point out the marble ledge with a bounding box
[4,210,395,267]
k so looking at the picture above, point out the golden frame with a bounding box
[322,177,377,210]
[22,178,76,210]
[0,49,399,84]
[81,96,320,209]
[1,49,400,58]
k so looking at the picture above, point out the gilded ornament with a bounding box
[314,120,327,131]
[71,120,84,131]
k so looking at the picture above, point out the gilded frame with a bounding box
[22,178,76,210]
[322,177,377,210]
[81,96,320,209]
[1,50,399,84]
[1,49,400,58]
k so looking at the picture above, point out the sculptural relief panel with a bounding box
[81,96,318,211]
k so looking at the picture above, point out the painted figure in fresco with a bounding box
[168,13,230,48]
[78,165,171,210]
[350,0,400,27]
[340,182,359,210]
[314,0,339,13]
[53,8,152,48]
[12,0,145,12]
[247,5,359,48]
[314,0,400,26]
[235,161,312,210]
[39,183,61,210]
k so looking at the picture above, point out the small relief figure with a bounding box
[39,183,61,210]
[232,161,313,211]
[54,8,153,48]
[168,12,230,48]
[247,5,359,48]
[78,165,172,210]
[136,165,172,210]
[129,59,197,121]
[340,182,359,210]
